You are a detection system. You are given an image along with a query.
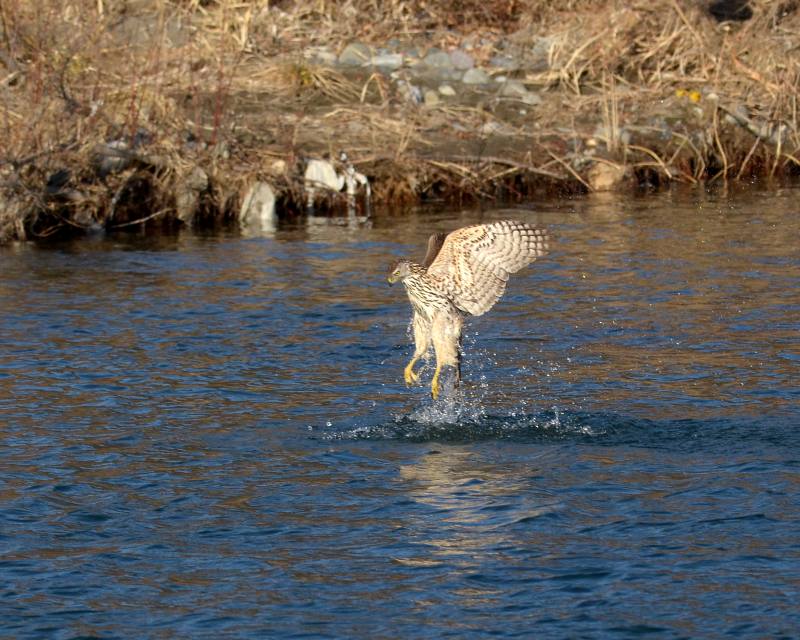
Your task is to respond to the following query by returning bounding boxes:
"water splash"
[321,338,592,442]
[322,401,606,443]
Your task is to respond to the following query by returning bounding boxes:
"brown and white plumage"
[426,220,549,316]
[388,220,549,399]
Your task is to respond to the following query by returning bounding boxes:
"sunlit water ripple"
[1,187,799,639]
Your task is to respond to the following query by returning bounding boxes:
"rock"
[498,80,542,106]
[462,68,490,85]
[239,181,276,235]
[587,162,627,191]
[489,54,520,71]
[423,90,440,106]
[529,36,557,72]
[305,158,343,192]
[305,157,344,210]
[449,49,474,70]
[175,166,208,225]
[423,48,453,70]
[403,46,422,60]
[268,159,287,175]
[74,208,103,234]
[45,169,72,195]
[522,92,542,106]
[338,42,372,66]
[305,46,337,65]
[397,80,423,104]
[481,121,507,136]
[371,52,404,71]
[499,79,529,98]
[417,67,462,83]
[438,84,456,97]
[94,140,133,176]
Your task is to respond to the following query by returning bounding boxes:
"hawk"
[388,220,549,399]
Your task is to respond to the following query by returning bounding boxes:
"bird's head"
[387,259,413,285]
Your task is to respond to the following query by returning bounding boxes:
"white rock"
[305,158,344,195]
[240,181,276,234]
[438,84,456,96]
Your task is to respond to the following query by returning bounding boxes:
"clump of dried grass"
[3,0,800,243]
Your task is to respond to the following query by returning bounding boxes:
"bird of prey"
[388,220,549,399]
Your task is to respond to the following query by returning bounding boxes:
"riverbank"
[2,0,798,243]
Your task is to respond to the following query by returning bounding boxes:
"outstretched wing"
[426,220,549,316]
[422,232,447,268]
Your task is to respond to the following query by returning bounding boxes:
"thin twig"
[546,150,592,190]
[109,208,169,228]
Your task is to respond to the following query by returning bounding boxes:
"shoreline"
[2,0,799,243]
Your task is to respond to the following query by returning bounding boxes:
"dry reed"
[2,0,800,242]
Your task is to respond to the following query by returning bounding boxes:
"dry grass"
[2,0,800,242]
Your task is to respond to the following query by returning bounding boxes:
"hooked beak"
[387,275,396,286]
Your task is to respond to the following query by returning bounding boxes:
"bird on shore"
[387,220,549,400]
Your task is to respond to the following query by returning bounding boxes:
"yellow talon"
[431,365,441,400]
[404,360,419,385]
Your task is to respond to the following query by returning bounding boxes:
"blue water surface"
[1,187,799,639]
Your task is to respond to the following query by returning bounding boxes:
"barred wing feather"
[426,220,549,316]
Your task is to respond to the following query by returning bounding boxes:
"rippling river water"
[1,187,799,639]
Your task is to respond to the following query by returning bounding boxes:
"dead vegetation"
[1,0,800,242]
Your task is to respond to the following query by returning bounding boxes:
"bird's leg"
[405,312,431,387]
[430,313,463,400]
[404,356,421,385]
[431,363,442,400]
